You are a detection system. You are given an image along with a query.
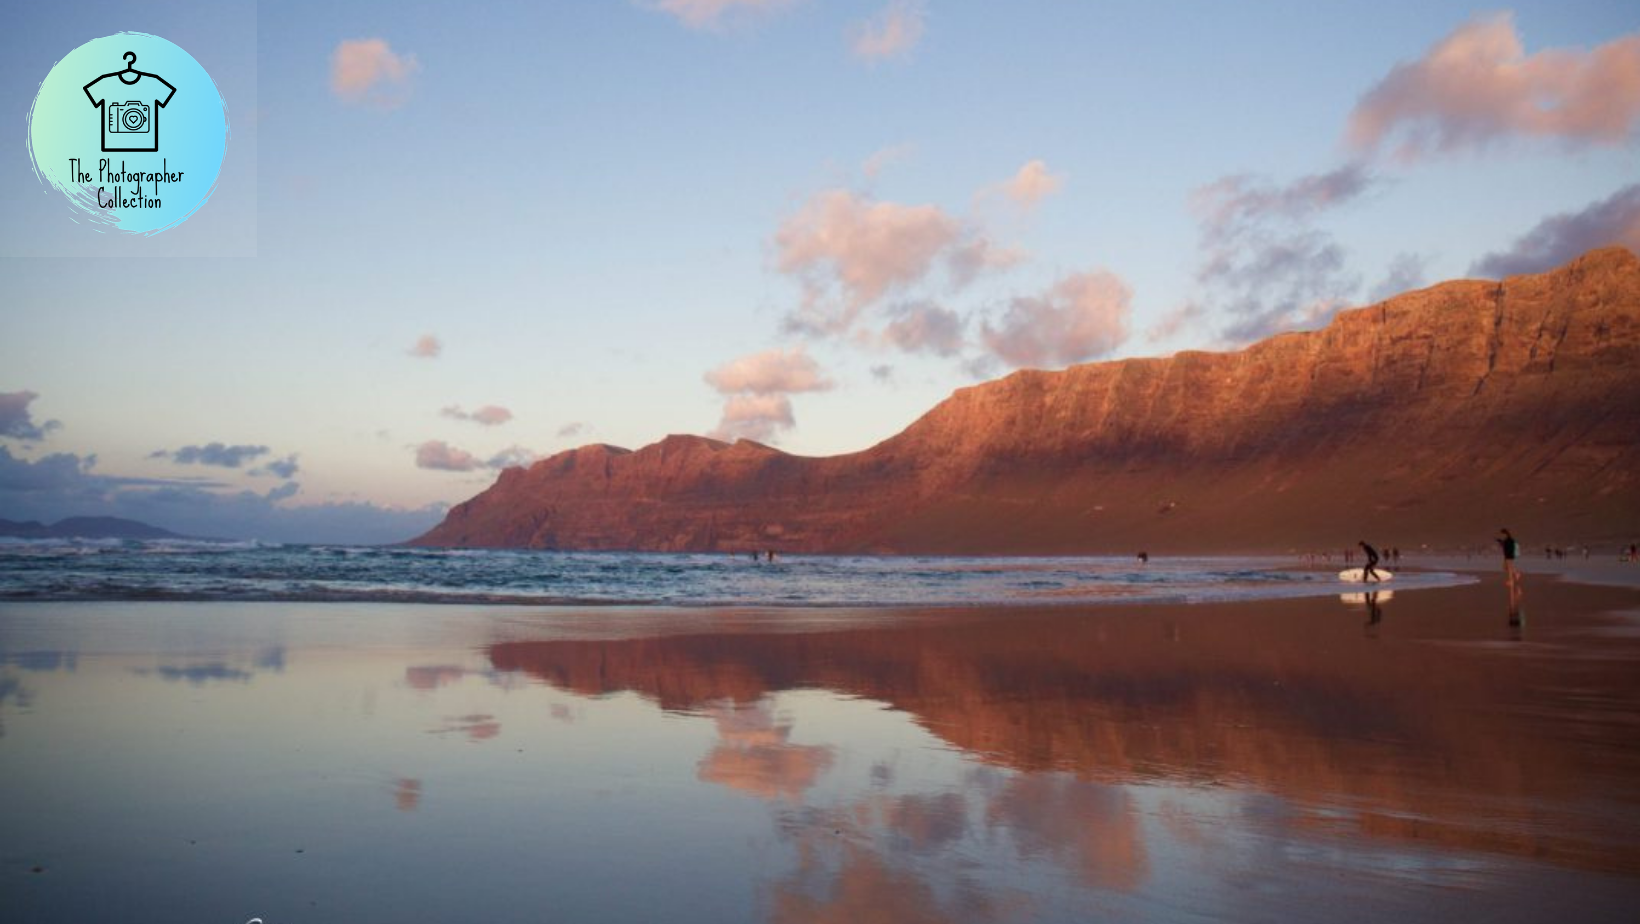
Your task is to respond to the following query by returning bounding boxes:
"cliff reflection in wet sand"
[5,578,1640,923]
[488,578,1640,889]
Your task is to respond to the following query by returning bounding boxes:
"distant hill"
[0,516,193,541]
[413,247,1640,553]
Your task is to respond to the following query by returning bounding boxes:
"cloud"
[1368,252,1431,301]
[1469,184,1640,277]
[0,445,99,493]
[869,364,894,383]
[414,440,535,472]
[776,189,1017,336]
[0,446,444,544]
[704,348,833,444]
[440,404,514,426]
[850,0,926,61]
[331,39,419,108]
[777,189,963,331]
[408,334,442,359]
[946,236,1026,289]
[414,440,481,472]
[253,454,301,480]
[981,272,1132,369]
[1347,13,1640,160]
[153,443,270,469]
[1190,165,1375,343]
[1145,302,1207,344]
[485,445,538,470]
[705,347,833,395]
[997,159,1065,209]
[882,301,965,357]
[709,394,794,444]
[862,143,914,179]
[265,481,301,502]
[651,0,796,30]
[556,422,588,439]
[0,391,60,442]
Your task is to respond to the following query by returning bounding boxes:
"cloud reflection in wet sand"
[697,700,835,801]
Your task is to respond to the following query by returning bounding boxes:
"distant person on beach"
[1358,541,1382,582]
[1498,529,1522,597]
[1137,551,1149,564]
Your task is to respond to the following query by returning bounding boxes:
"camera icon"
[109,100,148,133]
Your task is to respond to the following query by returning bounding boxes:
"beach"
[3,564,1639,923]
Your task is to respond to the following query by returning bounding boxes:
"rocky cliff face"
[413,247,1640,552]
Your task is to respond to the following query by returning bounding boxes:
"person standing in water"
[1498,528,1522,598]
[1358,541,1382,582]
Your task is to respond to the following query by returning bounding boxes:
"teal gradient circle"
[28,32,228,235]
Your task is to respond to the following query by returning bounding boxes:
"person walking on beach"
[1358,541,1382,583]
[1498,528,1523,597]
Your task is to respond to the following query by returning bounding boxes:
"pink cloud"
[709,394,795,444]
[331,39,419,108]
[652,0,796,30]
[415,440,479,472]
[1348,14,1640,160]
[998,159,1065,209]
[778,189,962,322]
[696,702,834,800]
[981,272,1132,369]
[704,348,832,444]
[408,334,441,359]
[882,301,965,357]
[440,404,513,426]
[850,0,926,61]
[704,347,833,396]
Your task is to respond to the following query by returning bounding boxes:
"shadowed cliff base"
[415,247,1640,553]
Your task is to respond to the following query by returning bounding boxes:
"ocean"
[0,538,1466,606]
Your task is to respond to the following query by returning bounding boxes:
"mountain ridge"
[412,247,1640,552]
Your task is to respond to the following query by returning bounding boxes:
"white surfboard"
[1338,568,1393,583]
[1340,590,1395,604]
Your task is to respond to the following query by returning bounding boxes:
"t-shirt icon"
[84,52,176,153]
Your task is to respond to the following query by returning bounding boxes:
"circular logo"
[27,32,228,236]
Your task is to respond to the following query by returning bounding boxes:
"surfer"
[1498,528,1522,597]
[1358,541,1382,583]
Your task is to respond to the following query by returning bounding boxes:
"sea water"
[0,539,1467,606]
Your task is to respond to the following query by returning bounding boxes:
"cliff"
[412,247,1640,552]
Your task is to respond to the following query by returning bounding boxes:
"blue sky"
[3,0,1637,542]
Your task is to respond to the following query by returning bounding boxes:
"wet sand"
[2,570,1639,922]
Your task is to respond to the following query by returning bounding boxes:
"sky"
[2,0,1638,543]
